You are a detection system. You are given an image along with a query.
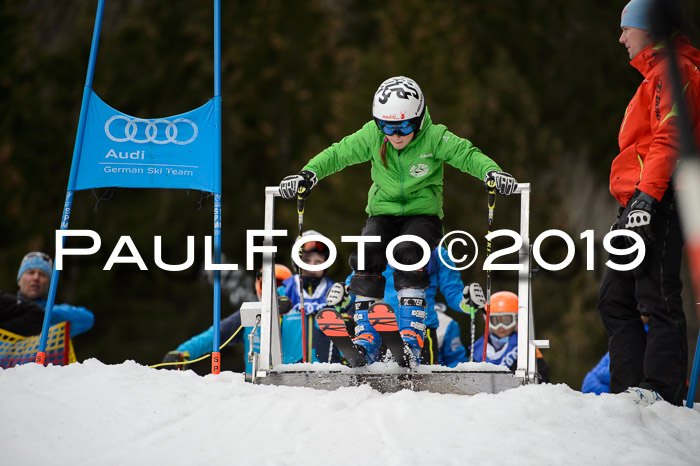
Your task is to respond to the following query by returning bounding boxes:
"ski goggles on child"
[486,313,517,331]
[301,240,326,255]
[378,120,415,136]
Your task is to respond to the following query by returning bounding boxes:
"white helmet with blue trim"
[372,76,426,132]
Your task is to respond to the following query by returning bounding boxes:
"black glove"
[618,189,656,245]
[162,350,190,370]
[459,282,486,314]
[325,282,350,307]
[279,170,318,200]
[278,295,292,315]
[484,170,517,196]
[608,217,627,249]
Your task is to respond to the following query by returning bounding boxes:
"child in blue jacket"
[471,291,550,383]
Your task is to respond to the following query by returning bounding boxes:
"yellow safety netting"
[0,322,76,368]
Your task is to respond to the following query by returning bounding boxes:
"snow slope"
[1,359,699,465]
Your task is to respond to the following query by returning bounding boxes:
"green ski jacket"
[302,109,501,218]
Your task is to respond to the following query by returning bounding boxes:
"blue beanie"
[17,252,53,282]
[621,0,653,31]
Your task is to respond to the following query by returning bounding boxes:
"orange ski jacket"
[610,35,700,207]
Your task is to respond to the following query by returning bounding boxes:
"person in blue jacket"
[336,247,475,365]
[471,290,550,383]
[582,353,611,395]
[278,232,344,364]
[164,231,344,369]
[582,313,649,394]
[13,251,94,337]
[434,302,468,368]
[162,264,294,371]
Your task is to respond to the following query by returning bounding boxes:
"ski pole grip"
[487,180,497,207]
[297,194,304,215]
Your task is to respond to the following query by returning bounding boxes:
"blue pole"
[211,0,223,374]
[686,332,700,408]
[214,0,221,98]
[37,0,106,364]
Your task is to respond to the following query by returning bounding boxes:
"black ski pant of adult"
[597,194,687,406]
[348,215,443,298]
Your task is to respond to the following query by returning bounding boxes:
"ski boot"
[351,298,381,363]
[368,301,411,367]
[397,288,428,363]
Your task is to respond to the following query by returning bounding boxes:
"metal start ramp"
[245,184,547,393]
[252,362,522,395]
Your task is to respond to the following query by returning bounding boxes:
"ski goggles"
[22,251,52,263]
[378,120,415,136]
[486,313,517,331]
[301,240,326,255]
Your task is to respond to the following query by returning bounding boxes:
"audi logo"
[104,115,198,145]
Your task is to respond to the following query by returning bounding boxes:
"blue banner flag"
[74,92,216,192]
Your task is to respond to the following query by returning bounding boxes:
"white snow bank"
[1,359,699,465]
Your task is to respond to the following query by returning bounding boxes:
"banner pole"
[37,0,107,364]
[211,0,223,374]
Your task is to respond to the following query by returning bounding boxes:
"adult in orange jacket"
[597,0,700,407]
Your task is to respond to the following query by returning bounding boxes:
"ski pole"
[687,330,700,408]
[483,180,497,362]
[296,189,308,363]
[469,305,476,362]
[648,1,700,409]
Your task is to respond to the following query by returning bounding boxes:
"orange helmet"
[255,264,293,298]
[486,291,518,332]
[490,291,518,314]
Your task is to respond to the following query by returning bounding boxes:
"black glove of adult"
[162,350,190,370]
[484,170,517,196]
[278,295,293,315]
[459,282,486,314]
[618,188,656,245]
[279,170,318,200]
[325,283,350,307]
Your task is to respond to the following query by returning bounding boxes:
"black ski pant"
[597,193,688,405]
[348,215,443,298]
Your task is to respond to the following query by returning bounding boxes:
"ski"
[316,308,367,368]
[368,302,412,368]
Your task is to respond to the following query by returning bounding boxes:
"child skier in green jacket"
[279,76,517,364]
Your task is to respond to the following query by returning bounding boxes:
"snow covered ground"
[2,359,699,465]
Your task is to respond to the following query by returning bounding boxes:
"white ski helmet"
[294,230,330,261]
[291,230,331,276]
[372,76,426,132]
